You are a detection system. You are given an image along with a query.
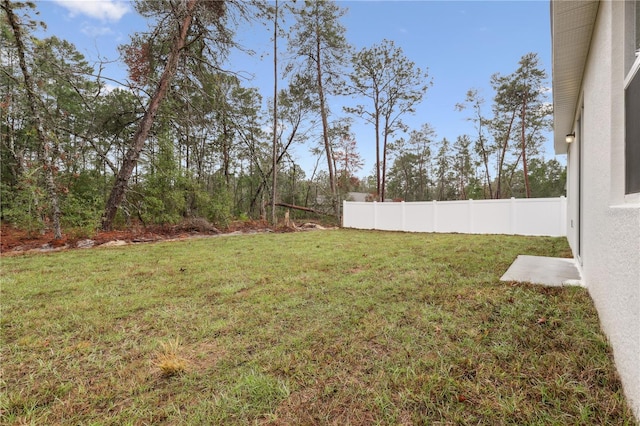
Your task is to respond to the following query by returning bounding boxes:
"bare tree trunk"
[271,0,278,226]
[101,0,198,230]
[249,127,298,215]
[381,114,391,201]
[495,110,517,199]
[316,30,337,214]
[3,0,63,239]
[4,106,25,184]
[373,102,382,201]
[476,133,493,199]
[521,100,531,198]
[381,135,388,201]
[459,167,467,200]
[222,120,231,188]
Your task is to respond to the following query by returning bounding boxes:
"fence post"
[560,196,567,236]
[401,201,406,231]
[342,200,346,227]
[373,201,378,230]
[509,197,517,234]
[468,199,474,233]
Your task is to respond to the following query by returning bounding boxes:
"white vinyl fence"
[343,197,567,237]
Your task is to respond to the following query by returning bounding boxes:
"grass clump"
[154,338,188,377]
[0,230,636,425]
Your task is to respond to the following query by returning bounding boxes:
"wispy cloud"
[53,0,129,22]
[81,23,113,37]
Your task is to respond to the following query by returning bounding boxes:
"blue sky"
[34,0,555,178]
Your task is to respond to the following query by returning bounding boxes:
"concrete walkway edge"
[500,255,583,287]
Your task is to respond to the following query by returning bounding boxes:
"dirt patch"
[1,219,333,256]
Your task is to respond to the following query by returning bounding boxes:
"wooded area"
[0,0,565,239]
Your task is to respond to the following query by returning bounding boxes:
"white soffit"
[551,0,599,154]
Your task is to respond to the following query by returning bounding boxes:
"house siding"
[564,1,640,418]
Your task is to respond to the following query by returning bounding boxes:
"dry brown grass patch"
[153,338,189,377]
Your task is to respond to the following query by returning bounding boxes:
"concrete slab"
[500,255,583,287]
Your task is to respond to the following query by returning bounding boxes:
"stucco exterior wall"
[565,1,640,417]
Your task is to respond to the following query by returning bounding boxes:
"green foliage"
[1,0,566,232]
[138,185,184,226]
[202,185,232,228]
[60,171,105,230]
[59,192,101,235]
[386,152,427,201]
[465,178,486,200]
[1,167,106,235]
[136,172,232,228]
[2,169,105,236]
[133,131,233,227]
[528,158,567,197]
[1,173,46,235]
[138,132,186,225]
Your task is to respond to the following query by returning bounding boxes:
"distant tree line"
[0,0,564,238]
[383,53,564,202]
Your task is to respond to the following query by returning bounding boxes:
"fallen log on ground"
[275,202,334,216]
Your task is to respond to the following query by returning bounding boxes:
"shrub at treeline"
[0,1,564,236]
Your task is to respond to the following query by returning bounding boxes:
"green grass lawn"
[1,230,635,425]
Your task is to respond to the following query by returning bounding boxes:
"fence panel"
[436,201,470,233]
[512,198,566,236]
[342,197,567,237]
[472,200,512,234]
[376,203,404,231]
[405,202,434,232]
[342,201,375,229]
